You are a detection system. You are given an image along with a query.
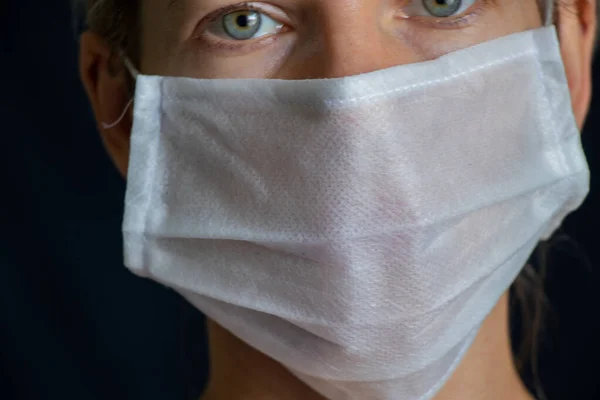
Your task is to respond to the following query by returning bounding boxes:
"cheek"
[176,35,298,79]
[558,36,586,127]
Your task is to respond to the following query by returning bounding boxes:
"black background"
[2,1,599,399]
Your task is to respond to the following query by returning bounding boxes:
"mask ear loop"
[123,56,140,79]
[101,54,140,130]
[544,0,554,26]
[101,98,134,129]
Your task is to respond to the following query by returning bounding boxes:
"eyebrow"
[168,0,180,9]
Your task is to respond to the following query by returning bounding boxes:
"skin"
[79,0,597,399]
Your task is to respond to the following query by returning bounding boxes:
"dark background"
[1,1,599,399]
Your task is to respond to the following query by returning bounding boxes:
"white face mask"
[121,24,589,400]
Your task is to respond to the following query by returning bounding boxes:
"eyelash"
[203,2,264,27]
[194,0,492,50]
[403,0,492,28]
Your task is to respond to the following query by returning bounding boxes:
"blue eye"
[220,10,283,40]
[404,0,477,18]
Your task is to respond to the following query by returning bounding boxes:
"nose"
[277,3,419,79]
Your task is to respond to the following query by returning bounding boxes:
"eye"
[208,9,284,41]
[404,0,478,18]
[424,0,463,17]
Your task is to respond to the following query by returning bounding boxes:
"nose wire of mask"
[121,22,589,400]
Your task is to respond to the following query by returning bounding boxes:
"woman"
[77,0,597,399]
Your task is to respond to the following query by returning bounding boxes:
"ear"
[79,31,132,177]
[556,0,597,129]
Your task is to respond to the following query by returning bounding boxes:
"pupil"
[236,15,249,27]
[435,0,448,5]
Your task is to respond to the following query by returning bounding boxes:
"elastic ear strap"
[101,98,134,130]
[117,47,140,78]
[124,57,140,79]
[100,50,138,130]
[544,0,554,26]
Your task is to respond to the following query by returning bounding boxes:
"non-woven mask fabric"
[122,26,589,400]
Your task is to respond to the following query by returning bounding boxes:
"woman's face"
[139,0,543,79]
